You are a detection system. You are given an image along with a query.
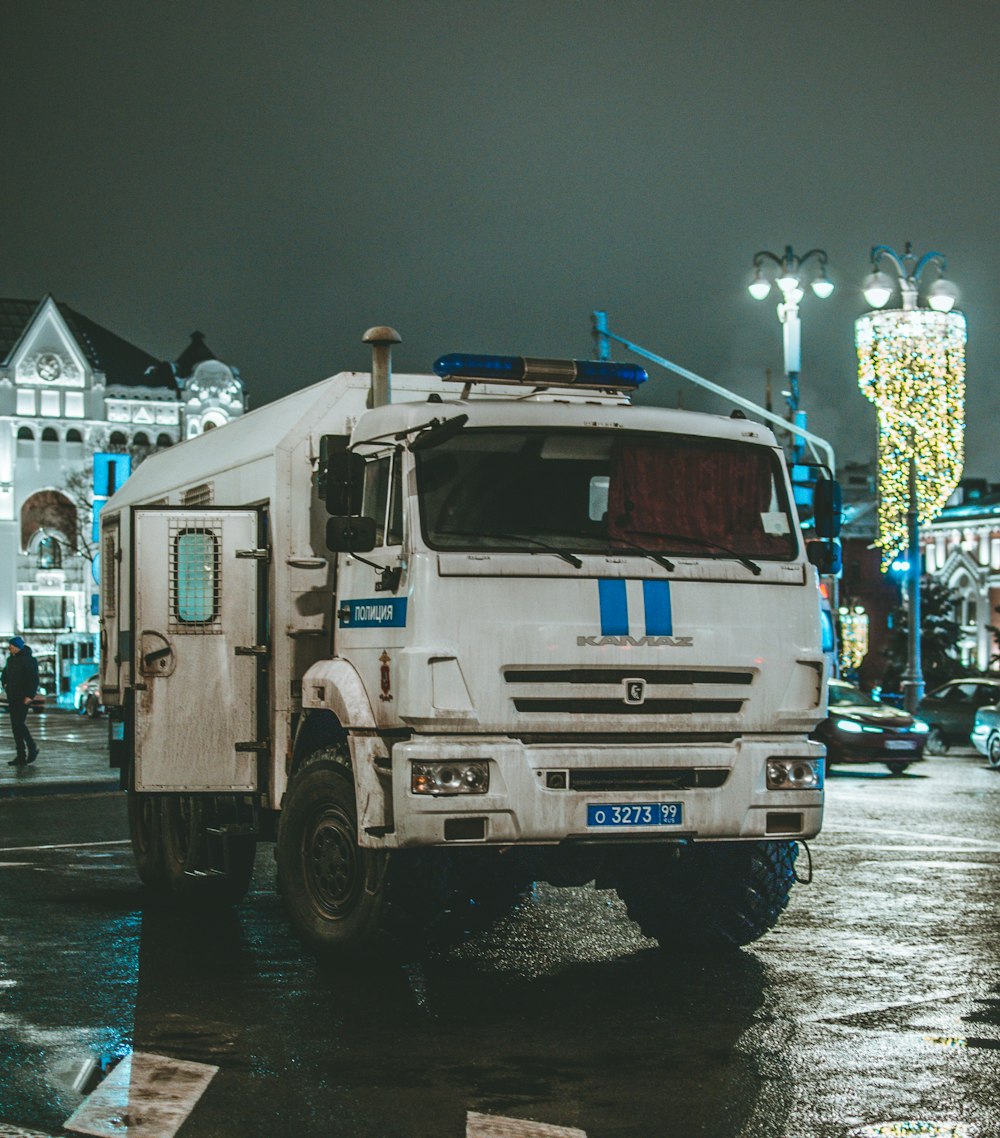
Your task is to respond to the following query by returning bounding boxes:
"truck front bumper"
[378,735,824,849]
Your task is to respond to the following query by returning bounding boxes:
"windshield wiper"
[621,528,761,576]
[436,529,583,568]
[577,533,675,571]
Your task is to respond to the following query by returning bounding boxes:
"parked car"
[73,673,103,716]
[914,677,1000,754]
[812,679,929,774]
[970,702,1000,768]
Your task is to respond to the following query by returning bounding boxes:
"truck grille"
[512,697,743,715]
[568,767,729,791]
[504,666,753,717]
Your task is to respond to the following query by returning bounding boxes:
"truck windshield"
[415,428,797,561]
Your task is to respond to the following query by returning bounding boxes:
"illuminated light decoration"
[837,606,869,671]
[433,354,648,390]
[855,308,967,569]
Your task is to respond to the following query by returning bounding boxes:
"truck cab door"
[334,450,408,717]
[132,507,265,792]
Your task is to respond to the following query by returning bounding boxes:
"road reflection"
[128,884,788,1137]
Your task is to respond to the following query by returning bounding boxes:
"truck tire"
[276,758,390,958]
[159,794,257,906]
[988,733,1000,769]
[886,761,911,775]
[277,754,456,959]
[127,791,169,893]
[614,840,798,951]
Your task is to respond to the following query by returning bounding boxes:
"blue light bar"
[433,353,647,390]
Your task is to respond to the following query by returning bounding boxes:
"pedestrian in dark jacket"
[2,636,40,766]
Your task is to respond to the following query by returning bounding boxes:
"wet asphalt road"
[1,719,999,1138]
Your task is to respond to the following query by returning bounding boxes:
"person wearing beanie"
[2,636,40,766]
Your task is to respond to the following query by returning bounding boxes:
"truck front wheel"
[276,759,389,959]
[614,840,798,951]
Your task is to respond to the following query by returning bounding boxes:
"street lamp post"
[855,243,967,713]
[749,245,834,456]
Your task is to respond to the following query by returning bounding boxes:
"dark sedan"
[813,679,928,774]
[914,677,1000,754]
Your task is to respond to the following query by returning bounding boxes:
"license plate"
[586,803,683,827]
[885,739,916,751]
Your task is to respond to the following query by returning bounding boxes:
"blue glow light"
[433,353,648,389]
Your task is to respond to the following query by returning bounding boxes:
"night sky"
[7,2,998,475]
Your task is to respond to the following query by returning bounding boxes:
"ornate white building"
[922,481,1000,672]
[0,295,246,701]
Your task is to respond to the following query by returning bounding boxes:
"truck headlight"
[411,761,490,796]
[767,757,823,790]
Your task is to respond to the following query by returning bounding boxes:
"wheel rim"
[926,728,946,755]
[305,806,360,918]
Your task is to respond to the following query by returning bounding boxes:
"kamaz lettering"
[577,635,694,648]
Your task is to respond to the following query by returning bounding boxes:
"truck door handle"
[143,646,172,666]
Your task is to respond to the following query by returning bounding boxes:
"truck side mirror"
[326,515,377,553]
[813,477,842,539]
[807,540,842,576]
[323,450,366,516]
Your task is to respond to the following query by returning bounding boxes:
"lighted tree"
[856,308,967,569]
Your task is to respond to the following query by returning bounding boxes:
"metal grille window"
[182,483,214,507]
[102,531,117,617]
[170,525,222,631]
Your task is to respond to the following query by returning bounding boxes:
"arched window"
[133,432,150,446]
[109,431,128,446]
[35,532,62,569]
[41,427,59,442]
[21,490,77,552]
[156,433,173,447]
[17,426,34,440]
[66,429,83,443]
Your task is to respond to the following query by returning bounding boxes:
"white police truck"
[99,328,837,958]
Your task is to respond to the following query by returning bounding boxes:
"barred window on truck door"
[170,526,221,630]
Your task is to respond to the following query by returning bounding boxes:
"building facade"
[0,296,246,702]
[921,480,1000,673]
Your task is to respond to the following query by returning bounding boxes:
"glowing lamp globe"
[863,271,894,308]
[748,276,771,301]
[927,277,959,313]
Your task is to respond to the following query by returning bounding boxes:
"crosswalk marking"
[0,840,130,854]
[63,1052,217,1138]
[467,1111,587,1137]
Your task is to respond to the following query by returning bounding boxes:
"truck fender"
[301,658,377,729]
[294,660,392,841]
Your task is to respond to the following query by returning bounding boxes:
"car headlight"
[835,718,864,734]
[767,757,823,790]
[911,718,929,734]
[411,760,490,796]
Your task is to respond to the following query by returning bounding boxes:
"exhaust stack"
[363,326,402,408]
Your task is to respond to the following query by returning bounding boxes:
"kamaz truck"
[99,328,837,958]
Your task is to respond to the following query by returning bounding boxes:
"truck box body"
[100,356,829,954]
